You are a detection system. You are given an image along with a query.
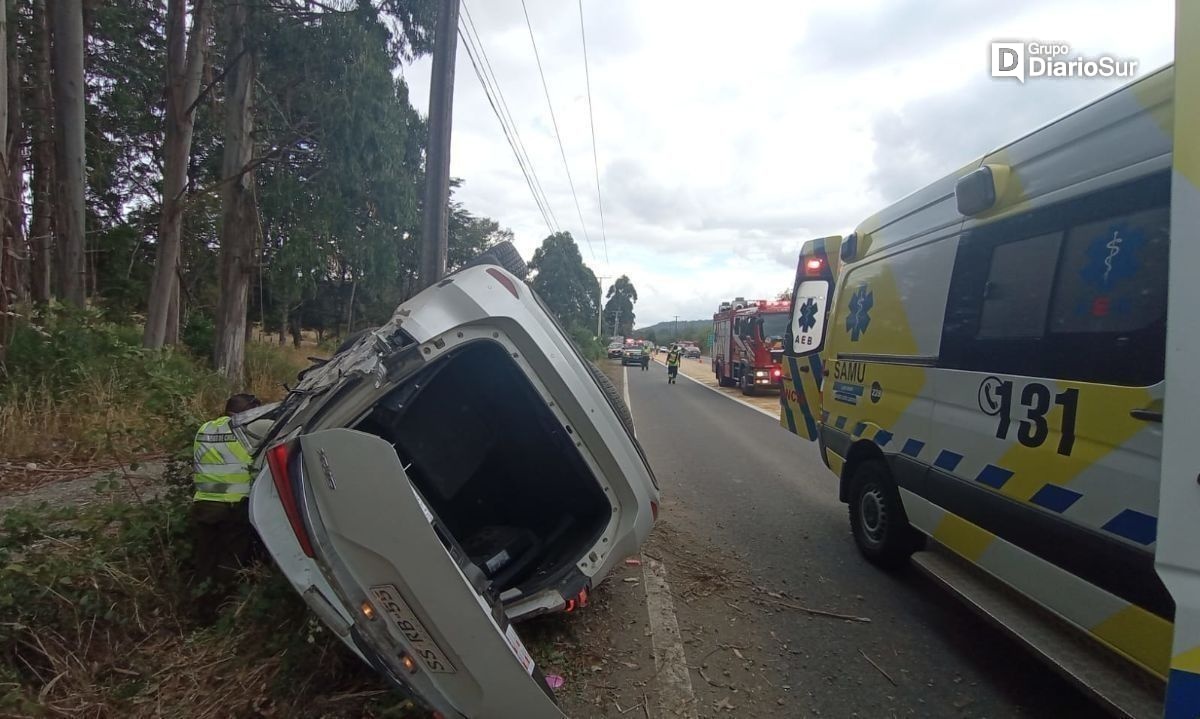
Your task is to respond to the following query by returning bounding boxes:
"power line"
[460,1,560,233]
[577,0,609,265]
[457,6,556,234]
[519,0,595,260]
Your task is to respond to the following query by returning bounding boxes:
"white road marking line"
[622,363,698,717]
[643,555,699,719]
[653,358,778,420]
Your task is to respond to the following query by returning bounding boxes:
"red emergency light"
[805,257,824,276]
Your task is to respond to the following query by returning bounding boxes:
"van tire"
[848,460,923,569]
[463,241,528,279]
[586,361,635,437]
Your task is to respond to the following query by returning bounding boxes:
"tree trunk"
[144,0,212,348]
[0,0,11,321]
[50,0,86,307]
[165,276,180,344]
[6,6,26,305]
[289,310,301,348]
[278,302,286,345]
[29,0,53,304]
[213,0,257,382]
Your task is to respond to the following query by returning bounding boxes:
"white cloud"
[404,0,1174,325]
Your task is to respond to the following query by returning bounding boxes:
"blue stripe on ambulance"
[822,416,1159,546]
[785,356,818,439]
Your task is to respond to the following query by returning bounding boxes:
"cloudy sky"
[404,0,1175,327]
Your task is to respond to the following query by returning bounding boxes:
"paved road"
[624,364,1097,718]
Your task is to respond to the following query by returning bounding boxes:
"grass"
[0,469,423,718]
[0,312,422,717]
[0,308,312,464]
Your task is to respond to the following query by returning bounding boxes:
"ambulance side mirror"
[790,279,830,357]
[956,163,1012,216]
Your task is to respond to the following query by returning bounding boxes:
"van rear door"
[294,428,565,718]
[781,236,842,440]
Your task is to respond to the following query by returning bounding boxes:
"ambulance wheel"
[848,460,923,569]
[739,372,756,396]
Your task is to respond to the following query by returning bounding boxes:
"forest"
[0,0,515,382]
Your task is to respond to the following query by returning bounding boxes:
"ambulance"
[779,64,1194,717]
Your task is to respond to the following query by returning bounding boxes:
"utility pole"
[596,275,611,337]
[674,315,679,341]
[419,0,461,289]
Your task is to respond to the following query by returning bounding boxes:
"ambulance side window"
[977,232,1062,340]
[941,171,1169,387]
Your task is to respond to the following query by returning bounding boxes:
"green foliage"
[0,477,412,716]
[181,312,216,359]
[529,232,600,334]
[0,481,193,714]
[569,326,605,361]
[603,275,638,336]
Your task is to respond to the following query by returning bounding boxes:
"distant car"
[684,346,701,359]
[620,347,644,366]
[607,344,624,359]
[240,246,659,716]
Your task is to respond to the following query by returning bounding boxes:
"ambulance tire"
[586,361,635,438]
[848,460,923,570]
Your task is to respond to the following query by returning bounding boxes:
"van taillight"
[651,501,659,522]
[266,441,316,558]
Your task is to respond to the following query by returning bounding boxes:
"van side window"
[941,171,1169,387]
[977,232,1062,340]
[1048,207,1170,336]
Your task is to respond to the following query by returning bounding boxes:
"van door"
[932,175,1173,677]
[781,236,841,440]
[295,428,565,718]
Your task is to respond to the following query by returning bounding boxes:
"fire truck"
[712,297,791,395]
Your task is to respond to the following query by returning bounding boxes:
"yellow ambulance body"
[780,65,1178,709]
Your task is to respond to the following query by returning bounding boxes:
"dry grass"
[0,341,310,464]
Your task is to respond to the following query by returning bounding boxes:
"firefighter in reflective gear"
[666,346,682,384]
[192,393,261,622]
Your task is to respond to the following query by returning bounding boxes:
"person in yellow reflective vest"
[666,345,682,384]
[192,393,261,622]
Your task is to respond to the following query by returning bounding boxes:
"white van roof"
[853,65,1174,258]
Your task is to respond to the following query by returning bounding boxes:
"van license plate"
[370,584,457,674]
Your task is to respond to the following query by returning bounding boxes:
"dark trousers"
[641,356,650,370]
[192,499,253,622]
[668,365,678,382]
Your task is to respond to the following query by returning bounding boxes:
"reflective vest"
[667,351,681,366]
[193,416,253,502]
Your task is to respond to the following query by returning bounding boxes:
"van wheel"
[585,361,635,437]
[463,241,528,279]
[848,460,923,569]
[739,371,756,396]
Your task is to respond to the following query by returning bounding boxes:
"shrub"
[181,312,216,358]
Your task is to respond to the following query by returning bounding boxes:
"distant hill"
[632,318,711,345]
